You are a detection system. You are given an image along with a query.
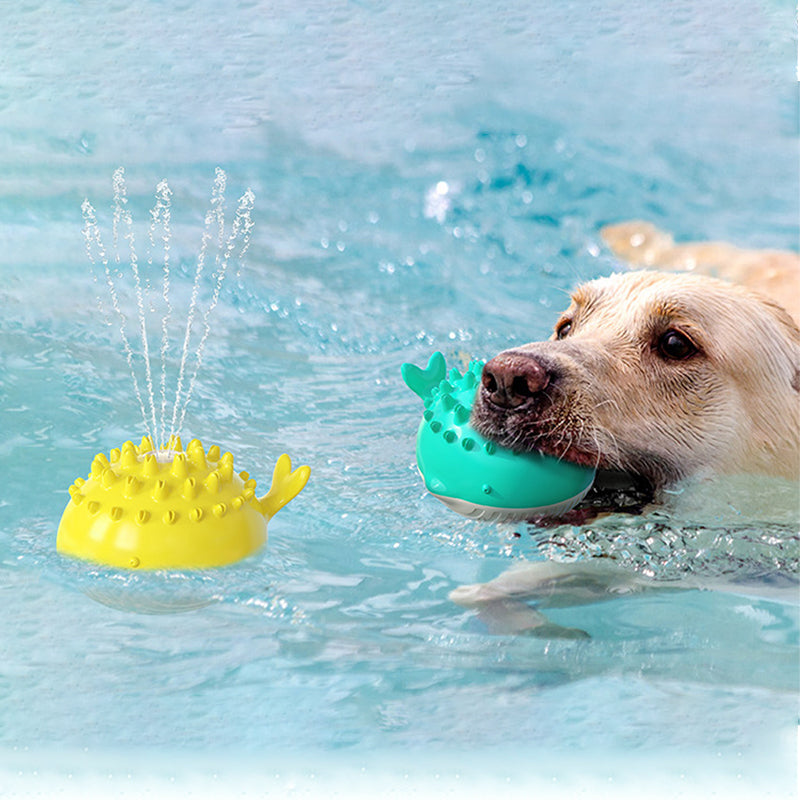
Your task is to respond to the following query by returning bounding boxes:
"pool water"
[0,1,797,797]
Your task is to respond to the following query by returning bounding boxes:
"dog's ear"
[751,292,800,341]
[764,298,800,394]
[758,297,800,393]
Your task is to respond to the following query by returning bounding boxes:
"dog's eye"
[657,329,697,360]
[555,319,572,339]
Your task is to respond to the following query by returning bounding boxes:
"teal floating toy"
[401,352,596,522]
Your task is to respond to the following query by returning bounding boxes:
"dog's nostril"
[511,375,536,398]
[482,353,550,409]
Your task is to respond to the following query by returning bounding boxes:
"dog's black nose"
[481,353,550,409]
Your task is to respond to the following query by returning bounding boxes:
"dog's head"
[472,270,800,490]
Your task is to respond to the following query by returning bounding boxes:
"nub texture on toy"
[402,352,595,521]
[57,435,309,570]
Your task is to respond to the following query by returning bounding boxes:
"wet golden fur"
[472,267,800,489]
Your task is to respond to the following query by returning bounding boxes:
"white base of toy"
[430,485,592,523]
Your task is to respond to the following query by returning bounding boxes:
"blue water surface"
[0,1,797,797]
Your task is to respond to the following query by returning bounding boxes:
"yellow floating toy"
[57,436,310,570]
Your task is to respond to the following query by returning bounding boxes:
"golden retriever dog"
[471,269,799,490]
[450,223,800,636]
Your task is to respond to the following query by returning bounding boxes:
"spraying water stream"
[80,168,255,450]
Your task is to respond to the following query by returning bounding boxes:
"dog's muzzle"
[481,352,551,409]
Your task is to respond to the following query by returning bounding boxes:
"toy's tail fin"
[401,351,447,400]
[258,454,310,519]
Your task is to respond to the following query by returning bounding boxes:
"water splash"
[148,178,173,449]
[82,168,255,445]
[172,180,255,439]
[81,196,152,439]
[111,167,159,442]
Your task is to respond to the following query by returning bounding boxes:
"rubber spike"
[170,453,188,480]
